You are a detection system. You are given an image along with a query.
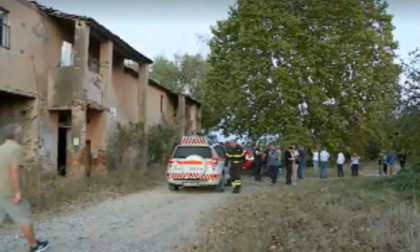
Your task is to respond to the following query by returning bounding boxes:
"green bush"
[147,122,178,164]
[106,122,177,170]
[377,158,420,199]
[106,122,145,170]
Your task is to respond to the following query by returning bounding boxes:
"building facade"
[0,0,202,177]
[0,0,152,176]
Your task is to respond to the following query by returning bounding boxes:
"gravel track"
[0,177,266,252]
[0,171,380,252]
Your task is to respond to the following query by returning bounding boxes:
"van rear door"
[171,146,213,179]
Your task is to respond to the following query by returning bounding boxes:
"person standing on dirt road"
[267,145,281,185]
[225,141,246,193]
[253,146,263,181]
[297,146,306,180]
[262,147,270,177]
[382,153,388,175]
[284,146,294,185]
[0,124,50,252]
[337,151,345,177]
[312,149,319,170]
[350,153,361,177]
[319,148,330,179]
[386,152,396,176]
[291,146,299,185]
[398,152,407,171]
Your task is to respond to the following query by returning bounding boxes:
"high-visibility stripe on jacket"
[225,146,246,166]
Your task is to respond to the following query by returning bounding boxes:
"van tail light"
[167,160,174,170]
[212,158,218,170]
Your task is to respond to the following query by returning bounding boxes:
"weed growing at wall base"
[20,122,177,214]
[107,122,145,170]
[107,121,177,170]
[147,122,178,164]
[22,164,166,214]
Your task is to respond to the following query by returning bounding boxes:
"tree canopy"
[203,0,401,151]
[149,54,208,100]
[391,48,420,156]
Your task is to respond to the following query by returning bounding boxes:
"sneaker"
[29,240,50,252]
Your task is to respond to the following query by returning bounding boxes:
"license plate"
[188,167,203,171]
[183,181,199,186]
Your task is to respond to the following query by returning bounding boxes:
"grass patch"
[22,165,165,214]
[184,177,420,252]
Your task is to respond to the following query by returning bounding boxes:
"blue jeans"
[269,166,280,184]
[320,161,328,179]
[297,162,305,179]
[313,161,319,170]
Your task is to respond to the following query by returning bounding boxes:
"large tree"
[149,54,208,100]
[391,48,420,156]
[203,0,401,151]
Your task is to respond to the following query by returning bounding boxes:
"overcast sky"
[35,0,419,60]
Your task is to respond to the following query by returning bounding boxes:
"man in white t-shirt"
[319,148,330,179]
[312,150,319,170]
[336,152,345,178]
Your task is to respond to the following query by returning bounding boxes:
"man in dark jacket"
[284,146,294,185]
[262,147,269,177]
[253,146,263,181]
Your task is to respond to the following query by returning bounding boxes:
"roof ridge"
[28,0,152,64]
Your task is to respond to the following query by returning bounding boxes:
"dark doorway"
[57,127,67,176]
[57,110,71,176]
[84,140,92,177]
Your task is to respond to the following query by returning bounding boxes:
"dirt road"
[0,177,265,252]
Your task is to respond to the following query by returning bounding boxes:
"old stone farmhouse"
[147,79,201,136]
[0,0,201,176]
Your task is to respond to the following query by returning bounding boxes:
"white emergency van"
[166,136,230,192]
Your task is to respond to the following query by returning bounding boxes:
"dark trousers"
[254,162,262,181]
[351,164,359,176]
[269,166,280,184]
[337,164,344,177]
[285,164,292,185]
[383,164,387,174]
[297,162,305,179]
[230,164,242,193]
[400,161,406,170]
[262,163,268,176]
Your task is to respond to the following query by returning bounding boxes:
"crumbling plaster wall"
[186,103,199,134]
[111,56,139,125]
[0,0,69,172]
[146,85,177,128]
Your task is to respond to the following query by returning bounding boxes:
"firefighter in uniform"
[225,141,246,193]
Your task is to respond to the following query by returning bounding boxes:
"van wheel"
[168,184,179,191]
[215,175,225,193]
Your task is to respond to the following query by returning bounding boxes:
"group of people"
[377,152,406,176]
[251,144,372,186]
[252,145,307,186]
[312,149,362,178]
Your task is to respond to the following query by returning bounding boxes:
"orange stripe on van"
[182,161,204,165]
